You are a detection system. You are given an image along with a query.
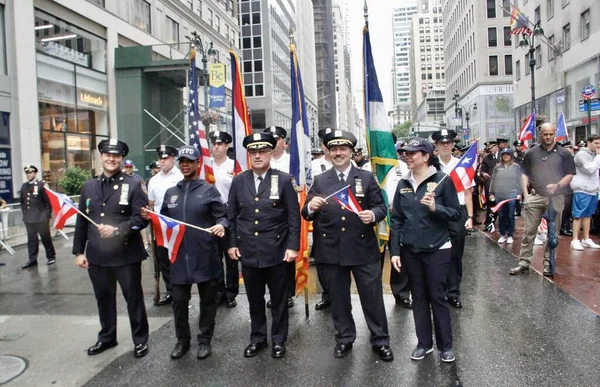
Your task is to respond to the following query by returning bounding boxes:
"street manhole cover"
[0,355,27,384]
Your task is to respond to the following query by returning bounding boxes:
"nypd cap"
[263,126,287,139]
[323,130,357,149]
[209,130,233,144]
[98,138,129,156]
[431,129,457,143]
[177,145,200,161]
[243,132,277,150]
[149,161,159,169]
[24,165,38,173]
[401,137,435,155]
[156,145,178,159]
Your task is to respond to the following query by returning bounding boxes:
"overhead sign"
[582,85,596,100]
[209,63,226,108]
[578,98,600,112]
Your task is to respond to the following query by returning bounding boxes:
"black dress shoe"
[47,258,56,265]
[560,229,573,236]
[333,343,353,358]
[170,341,190,359]
[197,343,211,359]
[266,299,272,308]
[447,297,463,309]
[226,299,237,308]
[372,345,394,361]
[155,294,172,306]
[287,297,294,308]
[395,297,412,309]
[509,265,530,275]
[134,343,149,358]
[87,341,118,356]
[315,300,331,310]
[244,341,268,358]
[21,260,38,269]
[271,342,286,358]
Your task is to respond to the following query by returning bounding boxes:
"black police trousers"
[25,221,55,262]
[88,262,149,346]
[155,245,172,295]
[215,237,239,303]
[172,279,218,344]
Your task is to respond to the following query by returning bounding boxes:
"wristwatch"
[112,227,120,237]
[467,216,473,219]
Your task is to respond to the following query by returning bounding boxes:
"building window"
[209,9,213,27]
[216,15,221,32]
[489,55,498,76]
[503,26,512,46]
[547,0,554,19]
[487,0,496,18]
[562,23,570,50]
[488,27,497,47]
[516,59,521,80]
[535,45,542,68]
[133,0,151,33]
[534,6,540,23]
[165,17,179,47]
[87,0,105,6]
[581,9,590,40]
[525,54,530,75]
[505,55,513,75]
[0,5,6,75]
[548,35,555,60]
[502,0,510,17]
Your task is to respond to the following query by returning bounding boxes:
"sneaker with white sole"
[581,239,600,249]
[534,236,545,245]
[570,240,584,251]
[498,236,507,244]
[506,236,513,244]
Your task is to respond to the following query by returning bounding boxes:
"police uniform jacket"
[20,180,52,224]
[227,168,300,268]
[301,166,386,266]
[161,179,228,285]
[72,171,149,266]
[480,153,500,189]
[389,170,461,255]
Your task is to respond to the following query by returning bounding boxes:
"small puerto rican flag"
[332,186,363,214]
[148,212,185,263]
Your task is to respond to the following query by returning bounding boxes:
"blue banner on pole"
[209,63,226,108]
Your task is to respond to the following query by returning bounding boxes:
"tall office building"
[512,0,600,141]
[409,0,445,132]
[313,0,337,132]
[332,2,352,134]
[443,0,514,142]
[392,2,417,126]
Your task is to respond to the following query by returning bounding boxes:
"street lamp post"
[186,32,217,112]
[518,21,544,114]
[452,91,477,143]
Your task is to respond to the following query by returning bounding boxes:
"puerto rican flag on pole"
[229,50,252,174]
[518,112,536,148]
[148,212,185,264]
[556,111,568,142]
[491,198,519,213]
[449,141,479,193]
[333,186,363,215]
[45,188,77,230]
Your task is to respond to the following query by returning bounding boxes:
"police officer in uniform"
[20,165,56,269]
[209,130,239,308]
[73,139,150,358]
[302,130,394,361]
[227,132,300,359]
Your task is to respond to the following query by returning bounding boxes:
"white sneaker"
[507,237,513,244]
[570,240,584,251]
[534,236,545,245]
[498,236,507,244]
[581,239,600,249]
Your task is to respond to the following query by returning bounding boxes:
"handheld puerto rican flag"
[148,212,185,264]
[518,112,536,148]
[491,198,518,213]
[556,111,568,142]
[449,141,478,193]
[332,186,363,215]
[45,188,78,230]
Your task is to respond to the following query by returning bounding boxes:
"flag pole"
[46,188,99,227]
[323,184,351,201]
[147,209,212,233]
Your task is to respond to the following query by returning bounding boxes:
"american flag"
[188,50,215,183]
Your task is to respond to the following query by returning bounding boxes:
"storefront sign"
[481,85,514,95]
[209,63,226,108]
[79,91,106,108]
[43,42,89,67]
[0,148,13,202]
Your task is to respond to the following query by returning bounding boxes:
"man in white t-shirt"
[148,145,183,306]
[432,130,474,309]
[209,130,239,308]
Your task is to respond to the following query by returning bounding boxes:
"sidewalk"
[476,215,600,315]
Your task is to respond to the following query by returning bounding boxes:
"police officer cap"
[560,141,573,148]
[263,126,287,139]
[177,145,200,161]
[311,148,324,155]
[402,137,435,154]
[243,132,277,150]
[98,138,129,156]
[577,141,585,147]
[485,140,497,148]
[513,140,523,147]
[353,147,364,154]
[156,145,178,159]
[496,138,509,144]
[209,130,233,144]
[323,130,357,149]
[460,145,471,152]
[24,165,38,173]
[318,128,333,140]
[431,129,457,143]
[149,161,159,169]
[452,145,461,152]
[123,159,135,167]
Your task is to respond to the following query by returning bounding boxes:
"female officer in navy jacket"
[389,138,461,363]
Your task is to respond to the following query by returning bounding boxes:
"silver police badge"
[269,175,279,199]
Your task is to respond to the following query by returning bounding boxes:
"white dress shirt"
[148,167,183,211]
[270,152,290,173]
[212,157,235,204]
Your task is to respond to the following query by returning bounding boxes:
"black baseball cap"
[177,145,200,161]
[402,137,435,154]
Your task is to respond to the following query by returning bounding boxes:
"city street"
[1,230,599,386]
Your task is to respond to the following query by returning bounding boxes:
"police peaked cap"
[496,138,509,144]
[98,138,129,157]
[24,165,38,173]
[209,130,233,144]
[513,140,523,147]
[263,126,287,139]
[323,130,357,149]
[156,145,178,159]
[243,132,277,150]
[149,161,159,169]
[431,129,457,143]
[318,128,333,142]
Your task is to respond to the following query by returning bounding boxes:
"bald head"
[539,122,556,148]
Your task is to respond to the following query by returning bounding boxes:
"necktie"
[257,176,264,192]
[102,177,113,199]
[339,172,345,185]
